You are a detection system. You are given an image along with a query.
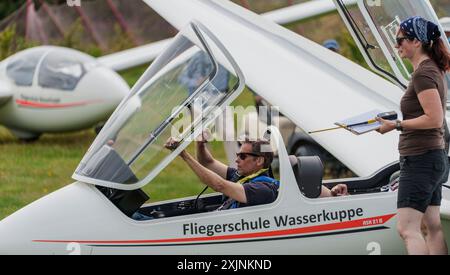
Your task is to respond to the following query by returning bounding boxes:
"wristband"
[395,120,403,131]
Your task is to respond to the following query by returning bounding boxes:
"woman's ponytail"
[422,35,450,72]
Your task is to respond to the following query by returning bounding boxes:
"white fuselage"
[0,129,407,255]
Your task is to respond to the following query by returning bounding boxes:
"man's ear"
[256,156,265,167]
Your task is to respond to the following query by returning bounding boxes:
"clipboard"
[335,109,382,135]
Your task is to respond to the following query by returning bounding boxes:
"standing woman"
[377,16,450,255]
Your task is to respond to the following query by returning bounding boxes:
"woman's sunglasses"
[236,152,261,160]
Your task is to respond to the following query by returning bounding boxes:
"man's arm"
[196,138,228,179]
[320,184,349,198]
[319,186,333,198]
[180,150,247,203]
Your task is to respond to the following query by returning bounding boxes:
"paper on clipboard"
[335,109,382,135]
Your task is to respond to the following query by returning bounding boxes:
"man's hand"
[165,137,189,159]
[196,129,211,144]
[331,184,349,197]
[165,137,181,151]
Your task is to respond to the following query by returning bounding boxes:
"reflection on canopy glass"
[74,23,242,190]
[38,50,90,91]
[361,0,450,102]
[361,0,444,82]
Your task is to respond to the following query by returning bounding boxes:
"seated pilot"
[132,133,349,221]
[166,132,349,211]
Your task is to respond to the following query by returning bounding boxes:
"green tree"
[57,18,103,57]
[0,0,26,20]
[0,1,78,21]
[0,24,37,59]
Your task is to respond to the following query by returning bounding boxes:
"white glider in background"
[96,38,172,71]
[0,46,130,140]
[263,0,356,25]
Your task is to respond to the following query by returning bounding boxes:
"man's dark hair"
[241,139,274,169]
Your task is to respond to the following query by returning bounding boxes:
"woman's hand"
[376,117,396,134]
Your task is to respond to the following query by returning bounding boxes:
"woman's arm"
[377,89,443,134]
[402,89,444,129]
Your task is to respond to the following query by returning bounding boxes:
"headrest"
[291,156,324,199]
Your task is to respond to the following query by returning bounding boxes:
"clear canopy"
[5,47,95,90]
[73,22,244,190]
[5,48,46,87]
[38,50,93,91]
[352,0,449,87]
[357,0,450,106]
[361,0,446,80]
[338,0,450,106]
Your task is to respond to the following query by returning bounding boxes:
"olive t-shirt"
[399,59,447,156]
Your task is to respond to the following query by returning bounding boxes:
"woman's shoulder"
[415,59,441,77]
[412,60,441,81]
[411,60,442,93]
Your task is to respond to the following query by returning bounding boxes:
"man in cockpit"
[165,133,349,211]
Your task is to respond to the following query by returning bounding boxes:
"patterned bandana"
[400,16,441,44]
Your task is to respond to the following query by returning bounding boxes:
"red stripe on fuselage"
[33,214,396,245]
[16,99,102,109]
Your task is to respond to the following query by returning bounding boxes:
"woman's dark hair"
[422,38,450,72]
[399,24,450,72]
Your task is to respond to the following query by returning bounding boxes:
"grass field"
[0,64,256,220]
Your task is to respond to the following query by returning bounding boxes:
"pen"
[344,118,377,128]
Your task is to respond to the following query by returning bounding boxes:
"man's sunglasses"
[236,152,262,160]
[396,36,410,46]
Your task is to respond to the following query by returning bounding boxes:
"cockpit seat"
[290,155,323,198]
